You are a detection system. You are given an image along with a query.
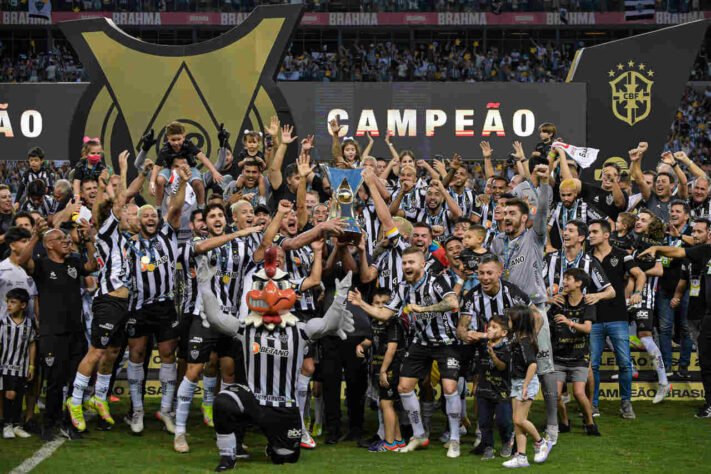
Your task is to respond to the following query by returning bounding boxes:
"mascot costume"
[197,246,354,471]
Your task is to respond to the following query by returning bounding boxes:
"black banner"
[569,19,709,179]
[279,82,587,163]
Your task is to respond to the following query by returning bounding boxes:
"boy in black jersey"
[549,268,600,436]
[474,314,513,460]
[533,122,556,158]
[356,288,407,452]
[460,225,491,291]
[610,213,636,253]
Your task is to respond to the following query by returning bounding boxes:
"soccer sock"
[377,406,385,440]
[127,361,145,411]
[640,336,668,385]
[83,384,94,403]
[71,373,90,406]
[95,373,112,401]
[313,395,324,425]
[444,393,461,442]
[175,377,197,436]
[216,432,237,458]
[400,391,425,439]
[295,373,310,430]
[202,376,217,407]
[159,363,178,413]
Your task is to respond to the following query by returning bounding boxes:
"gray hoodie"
[491,184,551,305]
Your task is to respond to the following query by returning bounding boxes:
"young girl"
[235,130,266,170]
[329,118,374,168]
[72,138,106,196]
[503,305,552,468]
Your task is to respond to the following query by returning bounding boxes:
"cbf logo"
[59,5,303,175]
[608,60,654,126]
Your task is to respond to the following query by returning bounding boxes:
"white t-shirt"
[0,258,38,319]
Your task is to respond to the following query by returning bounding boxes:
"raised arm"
[264,115,280,170]
[134,129,156,173]
[362,132,374,159]
[268,124,297,191]
[347,287,396,322]
[532,165,551,241]
[513,141,531,181]
[329,118,345,167]
[167,165,189,230]
[17,217,47,273]
[301,240,324,290]
[629,142,651,201]
[480,141,495,179]
[638,245,686,260]
[556,147,574,182]
[434,179,463,219]
[295,150,313,230]
[384,130,399,162]
[194,227,261,255]
[675,151,706,180]
[363,168,396,231]
[662,151,688,200]
[254,200,291,262]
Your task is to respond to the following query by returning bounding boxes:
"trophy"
[326,167,364,245]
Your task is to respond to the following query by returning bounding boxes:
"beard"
[140,223,158,237]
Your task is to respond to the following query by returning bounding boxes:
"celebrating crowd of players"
[1,116,711,470]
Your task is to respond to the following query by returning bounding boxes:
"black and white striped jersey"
[273,235,316,313]
[631,251,661,311]
[178,238,200,316]
[204,237,256,316]
[373,229,408,292]
[356,203,380,255]
[690,197,711,220]
[18,195,57,217]
[393,186,426,217]
[127,222,179,311]
[448,187,476,217]
[16,168,55,201]
[94,211,130,297]
[385,273,458,347]
[0,313,36,377]
[548,199,604,249]
[238,231,263,255]
[461,280,530,331]
[237,321,308,408]
[542,250,611,296]
[404,205,456,236]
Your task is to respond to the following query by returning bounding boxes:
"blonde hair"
[230,200,252,216]
[137,204,157,219]
[393,216,413,239]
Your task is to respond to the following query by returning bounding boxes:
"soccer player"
[0,288,36,439]
[349,247,461,458]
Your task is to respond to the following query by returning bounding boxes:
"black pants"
[40,332,86,428]
[698,317,711,404]
[320,335,368,437]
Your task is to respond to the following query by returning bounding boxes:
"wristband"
[388,143,395,148]
[29,365,35,369]
[633,290,642,295]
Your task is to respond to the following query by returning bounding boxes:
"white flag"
[28,0,52,21]
[551,141,600,169]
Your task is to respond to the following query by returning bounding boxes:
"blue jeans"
[656,291,693,370]
[590,321,633,405]
[477,397,513,448]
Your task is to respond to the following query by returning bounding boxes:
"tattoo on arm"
[421,294,458,313]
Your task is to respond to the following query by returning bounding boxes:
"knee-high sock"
[202,376,217,407]
[127,361,145,411]
[175,377,197,436]
[641,336,668,385]
[540,372,559,435]
[95,373,112,401]
[71,373,90,406]
[217,433,237,458]
[159,363,178,412]
[377,405,385,440]
[313,394,324,425]
[295,373,310,430]
[400,391,425,439]
[444,393,462,442]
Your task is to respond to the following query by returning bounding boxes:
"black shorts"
[459,344,478,380]
[126,300,180,343]
[186,316,238,364]
[400,343,461,381]
[177,311,196,360]
[91,294,129,349]
[632,307,654,332]
[220,384,302,456]
[378,361,401,401]
[1,374,28,393]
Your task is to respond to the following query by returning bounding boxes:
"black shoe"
[96,417,113,431]
[215,455,237,472]
[584,424,601,436]
[695,403,711,419]
[341,427,364,442]
[470,443,486,455]
[59,425,83,440]
[357,433,381,448]
[235,445,249,459]
[676,367,692,380]
[23,418,41,435]
[559,422,571,433]
[325,432,340,445]
[40,425,56,442]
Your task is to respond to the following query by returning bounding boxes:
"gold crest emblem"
[608,60,654,126]
[60,6,302,176]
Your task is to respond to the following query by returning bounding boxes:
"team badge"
[67,266,78,279]
[252,342,260,354]
[101,336,109,346]
[45,355,54,367]
[608,60,654,126]
[190,350,200,360]
[606,194,614,206]
[610,256,619,267]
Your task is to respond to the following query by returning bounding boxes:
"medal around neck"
[326,167,364,246]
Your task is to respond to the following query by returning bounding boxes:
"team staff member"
[641,237,711,418]
[17,216,98,440]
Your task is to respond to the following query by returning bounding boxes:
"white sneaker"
[503,454,530,468]
[130,410,144,434]
[13,425,31,438]
[300,430,316,449]
[174,433,190,453]
[561,393,571,404]
[157,410,176,434]
[653,384,671,404]
[3,424,16,439]
[401,437,429,452]
[446,440,460,458]
[533,439,552,464]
